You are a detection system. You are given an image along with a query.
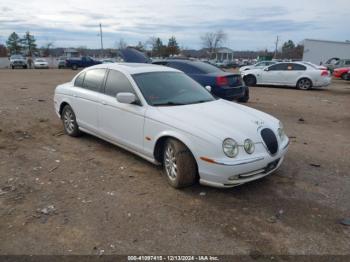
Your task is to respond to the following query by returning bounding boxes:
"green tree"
[6,32,22,54]
[167,36,180,56]
[282,40,295,52]
[20,31,37,56]
[135,41,145,52]
[152,37,166,57]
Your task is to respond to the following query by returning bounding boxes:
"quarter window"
[104,70,135,97]
[74,72,85,87]
[83,69,106,92]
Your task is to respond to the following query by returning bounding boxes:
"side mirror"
[116,92,136,104]
[264,67,269,71]
[205,85,212,92]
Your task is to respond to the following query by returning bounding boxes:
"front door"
[98,69,146,153]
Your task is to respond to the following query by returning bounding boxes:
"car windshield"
[11,55,23,59]
[36,59,45,62]
[132,72,215,106]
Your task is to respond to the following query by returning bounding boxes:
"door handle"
[101,101,107,105]
[73,94,77,97]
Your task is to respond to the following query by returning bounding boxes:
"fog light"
[229,174,239,181]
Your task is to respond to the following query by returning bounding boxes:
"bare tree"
[200,30,227,59]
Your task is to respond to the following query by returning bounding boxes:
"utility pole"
[99,23,104,56]
[274,35,279,58]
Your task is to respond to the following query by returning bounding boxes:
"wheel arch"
[296,76,313,87]
[153,132,198,166]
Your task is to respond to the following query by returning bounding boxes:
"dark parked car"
[65,56,102,70]
[153,60,249,102]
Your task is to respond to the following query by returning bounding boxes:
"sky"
[0,0,349,51]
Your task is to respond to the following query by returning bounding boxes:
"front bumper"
[198,139,289,188]
[35,64,49,68]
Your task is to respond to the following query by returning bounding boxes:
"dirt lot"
[0,69,349,255]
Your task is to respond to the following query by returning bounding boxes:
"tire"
[237,87,249,103]
[163,138,197,188]
[297,78,312,90]
[72,64,78,70]
[341,73,348,80]
[61,105,81,137]
[23,65,27,69]
[244,75,256,86]
[11,65,14,69]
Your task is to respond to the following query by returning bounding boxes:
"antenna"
[99,23,104,55]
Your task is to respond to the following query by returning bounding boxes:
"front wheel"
[61,105,81,137]
[341,73,348,80]
[163,139,197,188]
[72,64,78,70]
[297,78,312,90]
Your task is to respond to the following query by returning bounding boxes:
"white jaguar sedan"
[54,63,289,188]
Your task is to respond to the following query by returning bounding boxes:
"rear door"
[98,69,146,152]
[70,69,106,133]
[260,63,288,85]
[287,63,307,85]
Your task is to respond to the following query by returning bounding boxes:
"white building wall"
[303,39,350,64]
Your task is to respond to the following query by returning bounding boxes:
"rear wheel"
[61,105,81,137]
[341,73,348,80]
[238,87,249,103]
[244,75,256,86]
[297,78,312,90]
[163,139,197,188]
[72,64,78,70]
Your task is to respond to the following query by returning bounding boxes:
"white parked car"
[241,62,331,90]
[239,61,277,72]
[54,63,289,188]
[34,58,49,69]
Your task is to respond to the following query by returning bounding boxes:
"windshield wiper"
[152,101,186,106]
[189,100,213,104]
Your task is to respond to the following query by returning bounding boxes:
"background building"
[302,39,350,64]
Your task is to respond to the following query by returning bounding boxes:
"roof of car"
[87,63,180,74]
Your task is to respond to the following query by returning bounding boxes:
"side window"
[104,70,135,97]
[268,63,288,71]
[168,62,202,74]
[345,60,350,65]
[292,64,306,71]
[83,69,106,92]
[74,72,85,87]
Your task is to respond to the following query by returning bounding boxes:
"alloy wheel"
[164,145,177,181]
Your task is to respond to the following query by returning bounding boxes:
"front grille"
[260,128,278,155]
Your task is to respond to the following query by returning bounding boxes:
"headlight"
[277,122,286,141]
[223,138,239,158]
[244,139,255,154]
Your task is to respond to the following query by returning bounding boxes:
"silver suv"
[10,55,27,69]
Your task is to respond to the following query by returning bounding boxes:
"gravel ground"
[0,69,349,255]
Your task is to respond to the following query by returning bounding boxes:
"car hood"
[11,59,26,62]
[154,99,279,143]
[118,48,150,63]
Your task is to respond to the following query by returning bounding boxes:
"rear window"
[190,61,223,73]
[83,69,106,92]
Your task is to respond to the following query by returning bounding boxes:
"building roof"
[303,39,350,45]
